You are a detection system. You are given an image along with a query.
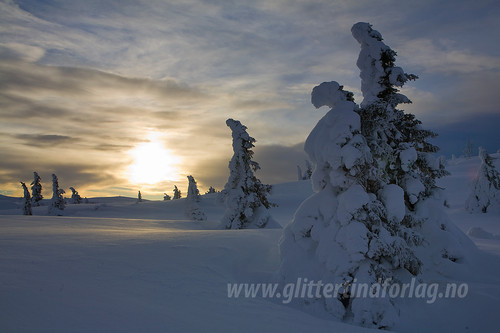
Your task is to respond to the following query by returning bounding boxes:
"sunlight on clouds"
[127,133,182,185]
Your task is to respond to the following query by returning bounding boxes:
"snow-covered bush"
[465,147,500,213]
[163,193,171,201]
[30,171,43,206]
[221,119,276,229]
[48,174,65,216]
[279,22,474,329]
[185,175,206,221]
[20,181,32,215]
[69,187,82,204]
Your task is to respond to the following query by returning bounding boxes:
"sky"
[1,0,499,199]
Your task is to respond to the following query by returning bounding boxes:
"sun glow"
[128,134,182,184]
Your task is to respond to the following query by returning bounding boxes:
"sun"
[128,134,181,184]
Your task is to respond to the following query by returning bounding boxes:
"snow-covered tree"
[185,175,206,221]
[48,174,65,216]
[20,181,32,215]
[137,191,142,202]
[280,81,405,328]
[297,160,313,180]
[221,119,276,229]
[186,175,201,202]
[296,165,303,181]
[30,172,43,206]
[463,138,474,159]
[280,23,474,329]
[206,186,217,194]
[465,147,500,213]
[173,186,181,200]
[163,193,171,201]
[69,187,82,204]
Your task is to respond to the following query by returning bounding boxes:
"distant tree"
[30,172,43,206]
[48,174,65,216]
[20,182,32,215]
[296,165,303,181]
[173,185,181,200]
[465,147,500,213]
[206,186,217,194]
[463,138,474,159]
[220,119,276,229]
[185,175,206,221]
[69,187,82,204]
[163,193,171,201]
[137,191,142,202]
[297,160,313,180]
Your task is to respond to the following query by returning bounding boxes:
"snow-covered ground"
[1,155,499,332]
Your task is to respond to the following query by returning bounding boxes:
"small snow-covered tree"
[465,147,500,213]
[297,160,313,180]
[185,175,206,221]
[173,185,181,200]
[163,193,171,201]
[296,165,303,181]
[20,182,32,215]
[69,187,82,204]
[304,160,313,179]
[221,119,276,229]
[206,186,217,194]
[463,138,474,159]
[48,174,65,216]
[30,172,43,206]
[137,191,142,202]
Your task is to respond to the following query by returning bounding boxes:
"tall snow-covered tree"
[48,174,65,216]
[221,119,276,229]
[185,175,206,221]
[30,172,43,206]
[465,147,500,213]
[20,181,32,215]
[69,187,82,204]
[350,24,467,273]
[280,82,406,328]
[186,175,201,202]
[173,185,181,200]
[280,23,474,329]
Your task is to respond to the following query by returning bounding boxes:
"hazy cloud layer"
[1,0,499,198]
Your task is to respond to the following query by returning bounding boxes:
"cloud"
[0,57,312,198]
[13,134,74,147]
[1,0,498,199]
[398,38,500,75]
